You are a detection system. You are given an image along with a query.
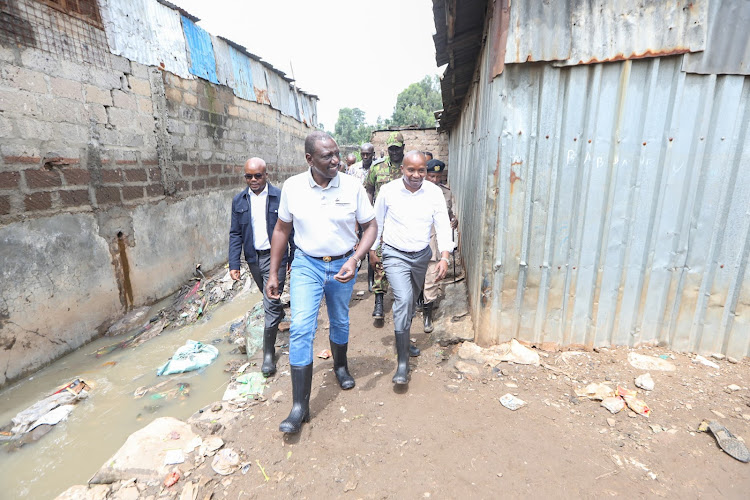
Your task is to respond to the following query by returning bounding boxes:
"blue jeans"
[288,251,356,366]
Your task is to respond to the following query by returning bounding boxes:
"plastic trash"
[163,471,180,487]
[212,448,240,475]
[601,397,625,414]
[28,405,75,431]
[156,340,219,376]
[222,372,266,400]
[693,355,720,369]
[164,449,185,465]
[575,383,615,401]
[499,393,526,411]
[635,373,655,391]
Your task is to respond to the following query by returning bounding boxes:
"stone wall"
[0,43,312,388]
[370,128,449,163]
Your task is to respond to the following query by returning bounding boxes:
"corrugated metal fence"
[451,45,750,358]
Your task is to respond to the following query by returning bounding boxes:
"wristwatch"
[352,256,362,267]
[440,257,450,265]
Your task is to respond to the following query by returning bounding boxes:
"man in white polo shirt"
[370,151,453,385]
[266,131,377,434]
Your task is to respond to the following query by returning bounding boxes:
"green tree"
[390,75,442,128]
[333,107,374,145]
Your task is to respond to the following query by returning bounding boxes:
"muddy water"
[0,289,261,499]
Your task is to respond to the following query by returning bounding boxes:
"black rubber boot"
[416,291,424,312]
[261,326,278,377]
[409,342,421,357]
[423,302,434,334]
[330,340,355,390]
[372,293,384,319]
[279,363,312,434]
[368,265,375,292]
[392,332,410,385]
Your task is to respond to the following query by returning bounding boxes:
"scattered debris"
[164,472,180,488]
[499,393,526,411]
[222,372,266,400]
[607,418,616,427]
[705,421,750,463]
[164,449,185,465]
[601,397,625,414]
[212,448,241,475]
[317,349,332,359]
[576,383,615,401]
[726,384,742,392]
[693,355,720,369]
[634,373,655,391]
[628,352,675,371]
[458,339,539,366]
[2,379,91,446]
[156,340,219,376]
[256,459,270,481]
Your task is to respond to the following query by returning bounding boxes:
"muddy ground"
[63,267,750,499]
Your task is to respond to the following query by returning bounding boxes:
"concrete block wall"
[0,44,312,388]
[370,128,449,164]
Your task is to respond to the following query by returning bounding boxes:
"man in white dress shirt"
[370,151,453,385]
[266,131,377,433]
[228,157,294,377]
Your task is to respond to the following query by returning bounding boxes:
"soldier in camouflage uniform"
[364,132,406,324]
[422,159,457,333]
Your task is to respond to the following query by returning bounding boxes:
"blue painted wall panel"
[181,16,218,84]
[228,46,256,102]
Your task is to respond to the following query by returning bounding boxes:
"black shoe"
[392,332,409,385]
[330,340,355,390]
[423,302,434,334]
[372,293,384,320]
[261,326,278,377]
[279,363,312,433]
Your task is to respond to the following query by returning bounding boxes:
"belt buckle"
[323,256,332,262]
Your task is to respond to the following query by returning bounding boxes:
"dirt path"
[194,270,750,499]
[61,267,750,499]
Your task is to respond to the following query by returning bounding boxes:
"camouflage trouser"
[371,246,389,294]
[423,259,442,304]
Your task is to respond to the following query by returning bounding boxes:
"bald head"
[346,153,356,167]
[245,157,266,171]
[244,157,268,194]
[403,150,427,165]
[360,142,375,168]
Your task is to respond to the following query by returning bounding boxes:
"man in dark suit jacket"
[229,157,294,377]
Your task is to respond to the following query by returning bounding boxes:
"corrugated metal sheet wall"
[99,0,317,125]
[451,37,750,358]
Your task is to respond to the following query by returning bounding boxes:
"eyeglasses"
[244,173,264,179]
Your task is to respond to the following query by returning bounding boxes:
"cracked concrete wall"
[0,8,313,388]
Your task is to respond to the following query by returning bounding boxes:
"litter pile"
[157,340,220,376]
[1,379,91,448]
[94,264,256,357]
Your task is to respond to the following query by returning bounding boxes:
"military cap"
[385,131,404,148]
[426,159,446,173]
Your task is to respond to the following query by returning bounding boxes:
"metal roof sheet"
[682,0,750,75]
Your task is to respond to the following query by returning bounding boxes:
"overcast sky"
[170,0,441,130]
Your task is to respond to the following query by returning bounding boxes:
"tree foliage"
[333,107,374,146]
[332,75,443,144]
[390,75,442,128]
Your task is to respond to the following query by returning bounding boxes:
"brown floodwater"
[0,289,261,499]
